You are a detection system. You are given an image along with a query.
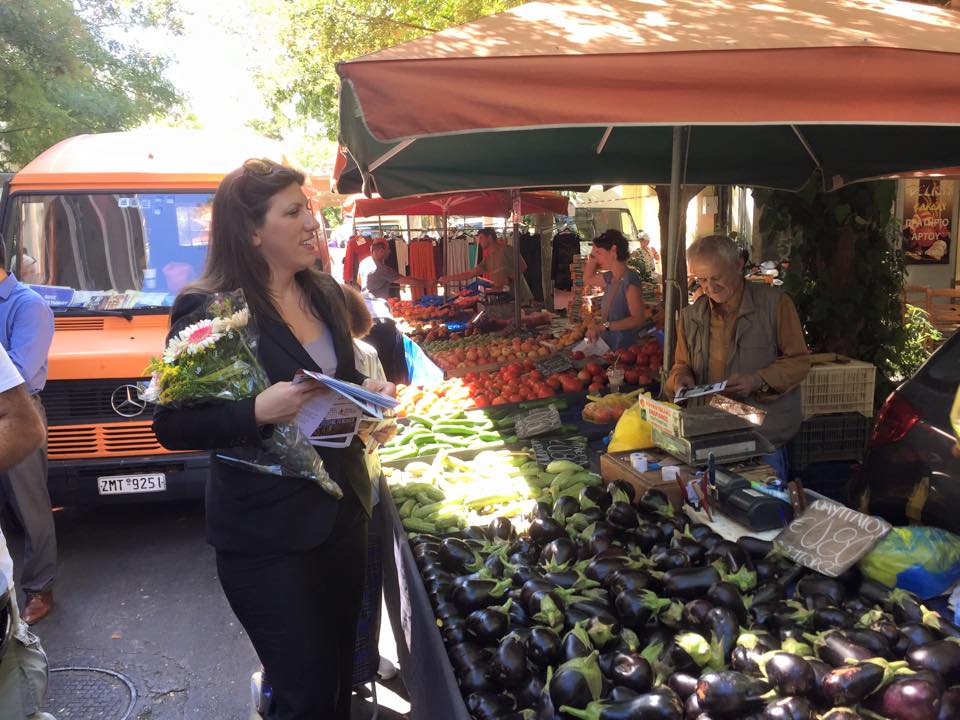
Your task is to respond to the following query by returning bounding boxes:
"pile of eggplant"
[410,479,960,720]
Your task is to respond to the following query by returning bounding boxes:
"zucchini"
[518,397,569,411]
[402,517,438,532]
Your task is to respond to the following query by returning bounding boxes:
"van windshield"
[2,191,215,309]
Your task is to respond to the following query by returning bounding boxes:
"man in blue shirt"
[0,260,56,625]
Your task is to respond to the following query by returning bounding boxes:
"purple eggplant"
[812,607,856,631]
[762,696,814,720]
[652,548,692,571]
[467,691,516,720]
[586,556,631,585]
[939,685,960,720]
[671,536,706,564]
[609,686,639,702]
[616,590,671,631]
[819,710,864,720]
[707,541,754,573]
[703,606,739,662]
[526,626,562,668]
[609,479,637,503]
[515,673,546,710]
[454,577,512,614]
[813,631,875,667]
[638,487,671,512]
[754,560,780,584]
[700,532,725,552]
[731,645,766,675]
[566,600,620,633]
[466,598,513,644]
[581,485,612,510]
[867,676,941,720]
[695,671,769,715]
[549,651,603,710]
[751,583,786,606]
[563,622,595,661]
[607,568,656,595]
[706,582,748,626]
[458,663,497,693]
[493,633,529,688]
[796,576,846,606]
[441,617,469,645]
[598,652,653,694]
[488,516,516,541]
[765,653,815,697]
[439,537,479,573]
[683,691,701,718]
[559,688,683,720]
[667,672,699,701]
[662,566,722,601]
[819,662,884,706]
[607,501,639,530]
[633,523,663,552]
[529,516,567,545]
[512,564,544,588]
[844,628,892,658]
[898,623,943,654]
[737,536,774,560]
[554,495,581,520]
[907,640,960,684]
[541,537,578,568]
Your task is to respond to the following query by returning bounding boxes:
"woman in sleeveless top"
[582,229,648,350]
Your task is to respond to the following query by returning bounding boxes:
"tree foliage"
[254,0,523,141]
[0,0,182,170]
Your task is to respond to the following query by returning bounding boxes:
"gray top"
[303,324,337,375]
[359,256,401,299]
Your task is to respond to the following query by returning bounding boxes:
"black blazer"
[153,275,370,554]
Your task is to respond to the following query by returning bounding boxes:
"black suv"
[850,331,960,532]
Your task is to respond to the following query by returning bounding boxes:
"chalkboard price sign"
[515,405,563,439]
[534,354,574,377]
[530,436,590,468]
[774,499,891,577]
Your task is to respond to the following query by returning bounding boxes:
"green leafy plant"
[753,179,936,406]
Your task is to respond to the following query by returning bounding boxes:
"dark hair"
[592,229,630,261]
[183,158,326,322]
[477,227,498,242]
[342,284,373,338]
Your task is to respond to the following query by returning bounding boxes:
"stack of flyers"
[294,370,398,448]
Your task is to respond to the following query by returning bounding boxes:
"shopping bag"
[608,396,655,452]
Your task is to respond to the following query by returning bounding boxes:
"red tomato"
[592,375,605,385]
[577,369,593,382]
[537,388,554,399]
[529,369,544,381]
[588,382,604,393]
[546,376,562,390]
[618,350,638,365]
[636,374,653,386]
[493,396,509,405]
[624,370,640,385]
[508,393,523,403]
[585,362,603,376]
[474,395,489,407]
[571,351,586,361]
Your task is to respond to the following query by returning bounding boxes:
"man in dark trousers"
[0,255,56,625]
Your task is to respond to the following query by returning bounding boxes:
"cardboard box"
[599,450,689,509]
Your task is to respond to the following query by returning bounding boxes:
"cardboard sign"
[515,405,562,439]
[774,499,891,577]
[534,354,574,377]
[531,436,590,469]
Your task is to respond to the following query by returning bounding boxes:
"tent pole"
[662,126,686,390]
[512,190,522,328]
[442,212,448,296]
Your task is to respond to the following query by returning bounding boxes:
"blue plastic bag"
[402,334,444,387]
[859,526,960,600]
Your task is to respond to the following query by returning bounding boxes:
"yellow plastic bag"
[951,387,959,445]
[608,394,655,452]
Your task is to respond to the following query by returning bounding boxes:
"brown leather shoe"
[21,590,53,625]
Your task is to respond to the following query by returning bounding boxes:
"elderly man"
[666,235,810,474]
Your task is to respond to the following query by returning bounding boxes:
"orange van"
[0,129,319,504]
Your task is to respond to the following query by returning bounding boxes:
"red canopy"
[342,190,569,218]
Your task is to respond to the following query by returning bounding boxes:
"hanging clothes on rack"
[394,236,409,275]
[518,229,544,302]
[551,229,582,291]
[343,234,372,285]
[408,238,438,300]
[445,231,473,292]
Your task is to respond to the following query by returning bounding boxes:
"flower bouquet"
[143,290,342,499]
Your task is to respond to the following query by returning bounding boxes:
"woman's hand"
[363,378,397,398]
[254,380,325,425]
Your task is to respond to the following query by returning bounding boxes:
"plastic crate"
[787,413,871,473]
[801,354,876,419]
[797,460,860,504]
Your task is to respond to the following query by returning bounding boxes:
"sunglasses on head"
[243,158,279,176]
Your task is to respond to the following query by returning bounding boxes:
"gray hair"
[687,234,741,268]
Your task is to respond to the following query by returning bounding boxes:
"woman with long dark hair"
[153,158,394,719]
[583,229,648,350]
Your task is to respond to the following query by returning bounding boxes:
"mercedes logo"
[111,384,148,418]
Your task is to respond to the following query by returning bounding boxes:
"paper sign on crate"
[640,396,684,436]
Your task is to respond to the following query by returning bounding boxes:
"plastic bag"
[951,387,959,444]
[608,394,655,452]
[859,526,960,600]
[143,290,341,499]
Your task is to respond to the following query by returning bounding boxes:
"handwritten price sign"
[774,499,891,577]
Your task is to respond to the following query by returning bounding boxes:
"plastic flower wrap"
[143,290,342,499]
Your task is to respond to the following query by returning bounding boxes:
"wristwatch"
[759,377,770,393]
[603,321,610,331]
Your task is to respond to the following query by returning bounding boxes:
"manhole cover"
[43,667,137,720]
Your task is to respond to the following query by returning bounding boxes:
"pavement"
[1,500,411,719]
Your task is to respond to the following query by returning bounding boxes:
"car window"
[918,333,960,390]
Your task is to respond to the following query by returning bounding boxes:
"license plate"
[97,473,166,495]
